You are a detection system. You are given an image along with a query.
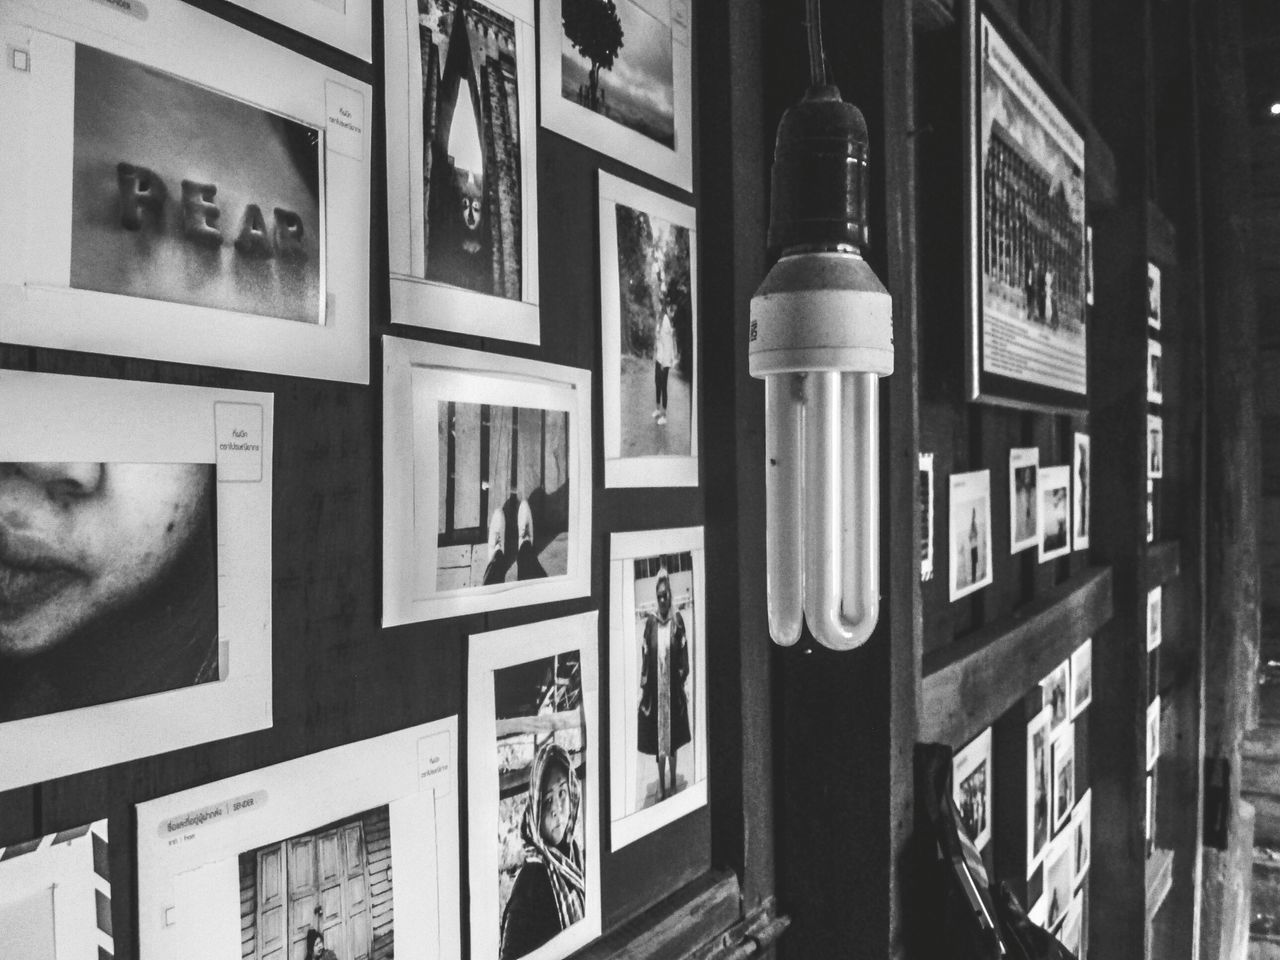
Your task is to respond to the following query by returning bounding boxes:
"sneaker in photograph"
[517,499,534,548]
[657,413,667,425]
[652,408,662,419]
[487,507,505,562]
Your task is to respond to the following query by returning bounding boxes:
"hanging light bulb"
[749,38,893,651]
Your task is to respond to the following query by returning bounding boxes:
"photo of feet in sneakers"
[436,401,571,590]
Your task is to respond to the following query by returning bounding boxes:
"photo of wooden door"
[254,820,372,960]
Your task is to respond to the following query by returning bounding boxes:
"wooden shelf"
[1147,540,1182,590]
[921,567,1113,746]
[1146,848,1175,923]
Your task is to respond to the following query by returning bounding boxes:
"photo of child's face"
[0,461,213,657]
[540,762,571,846]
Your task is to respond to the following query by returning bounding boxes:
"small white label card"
[214,402,264,482]
[325,79,365,160]
[418,730,453,796]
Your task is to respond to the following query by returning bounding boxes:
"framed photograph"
[952,728,994,850]
[1148,262,1162,330]
[1073,432,1090,551]
[1009,446,1040,554]
[1026,705,1052,872]
[0,820,112,960]
[599,172,699,487]
[1147,339,1163,405]
[382,337,592,625]
[1147,696,1161,770]
[223,0,372,61]
[1070,639,1093,718]
[920,452,936,581]
[0,371,272,792]
[1051,722,1075,833]
[1146,480,1156,543]
[608,528,708,849]
[1060,895,1083,956]
[964,5,1088,411]
[1044,828,1074,930]
[467,612,602,960]
[0,0,371,382]
[136,718,460,960]
[1038,464,1072,562]
[1040,658,1071,733]
[1085,225,1094,307]
[1071,788,1091,886]
[949,469,994,601]
[1148,413,1164,479]
[539,0,693,192]
[1146,774,1155,851]
[1147,585,1163,652]
[384,0,541,345]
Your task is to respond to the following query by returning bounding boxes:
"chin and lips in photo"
[0,461,218,720]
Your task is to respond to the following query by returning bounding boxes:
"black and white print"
[949,469,994,601]
[1051,723,1075,833]
[1147,696,1161,771]
[1147,585,1163,652]
[1027,706,1052,871]
[1073,433,1090,551]
[1148,262,1162,330]
[1009,446,1039,554]
[1148,339,1163,405]
[952,728,993,850]
[1071,639,1093,718]
[1148,413,1164,479]
[1041,658,1072,733]
[920,452,936,581]
[1072,789,1091,886]
[1038,464,1071,562]
[1044,830,1073,930]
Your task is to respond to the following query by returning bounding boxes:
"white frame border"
[381,336,592,625]
[1038,464,1072,563]
[1147,585,1163,652]
[1147,339,1163,405]
[223,0,372,61]
[1148,413,1164,479]
[1073,433,1090,551]
[920,452,936,581]
[1147,261,1162,331]
[1027,705,1052,873]
[1009,446,1040,554]
[1051,722,1076,834]
[952,727,994,851]
[1070,638,1093,718]
[949,468,994,601]
[1071,788,1092,887]
[1147,696,1161,771]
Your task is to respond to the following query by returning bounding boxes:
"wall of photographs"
[0,1,738,959]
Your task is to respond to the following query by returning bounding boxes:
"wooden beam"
[574,871,742,960]
[920,567,1113,746]
[1147,539,1182,590]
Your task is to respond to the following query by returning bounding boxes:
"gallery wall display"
[920,452,936,582]
[963,3,1089,411]
[467,612,602,960]
[135,718,460,960]
[949,469,994,601]
[599,172,699,487]
[0,0,372,382]
[382,337,592,624]
[1026,705,1052,872]
[1009,446,1039,554]
[1072,433,1090,551]
[384,0,541,344]
[539,0,693,192]
[223,0,373,61]
[1037,464,1072,563]
[0,371,273,791]
[952,727,993,850]
[608,527,709,849]
[0,820,112,960]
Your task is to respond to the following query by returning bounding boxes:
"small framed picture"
[1148,413,1164,479]
[920,452,936,581]
[1146,773,1156,852]
[1027,706,1053,872]
[1147,585,1163,651]
[1060,894,1083,956]
[0,820,113,960]
[1147,479,1156,543]
[135,718,460,960]
[1148,262,1162,330]
[539,0,693,191]
[599,172,698,487]
[1041,658,1072,734]
[384,0,542,344]
[1044,827,1074,930]
[382,337,592,625]
[952,728,994,850]
[223,0,372,60]
[1147,339,1163,405]
[1038,465,1072,562]
[1073,433,1090,551]
[0,371,273,792]
[1147,696,1161,770]
[949,469,994,601]
[1085,225,1094,307]
[1071,788,1092,886]
[1051,722,1076,833]
[1070,639,1093,717]
[0,0,372,382]
[608,528,708,850]
[1009,446,1040,554]
[467,612,602,960]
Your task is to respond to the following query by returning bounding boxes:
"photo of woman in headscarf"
[637,568,691,804]
[499,741,586,960]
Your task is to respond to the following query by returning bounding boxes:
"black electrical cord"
[805,0,829,88]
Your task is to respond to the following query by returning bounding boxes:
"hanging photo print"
[1147,585,1163,652]
[1051,722,1076,834]
[384,0,541,343]
[949,469,994,602]
[1073,433,1090,551]
[1148,262,1162,330]
[920,452,936,581]
[599,173,699,487]
[1071,639,1093,718]
[952,728,994,850]
[1009,446,1040,554]
[467,612,602,960]
[1038,465,1072,562]
[1147,696,1161,771]
[1026,705,1052,872]
[1148,339,1163,405]
[1148,413,1164,479]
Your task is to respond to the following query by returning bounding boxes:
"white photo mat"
[608,527,708,849]
[1041,658,1072,734]
[1026,705,1052,872]
[952,727,993,850]
[1044,827,1073,930]
[223,0,373,61]
[1038,464,1072,563]
[539,0,693,192]
[0,0,371,382]
[1070,638,1093,718]
[1147,585,1163,652]
[1147,339,1163,405]
[1071,788,1091,886]
[1009,446,1039,554]
[598,172,699,487]
[136,718,460,960]
[382,337,592,624]
[949,469,994,601]
[1148,262,1162,330]
[1148,413,1164,479]
[1073,432,1090,551]
[467,612,603,960]
[1051,722,1075,833]
[384,0,541,344]
[0,371,272,792]
[920,452,936,581]
[1147,696,1161,770]
[0,820,112,960]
